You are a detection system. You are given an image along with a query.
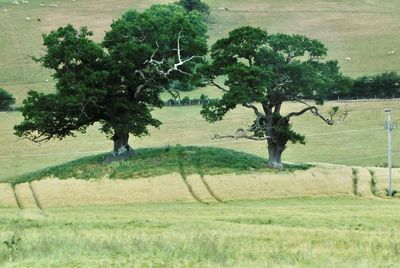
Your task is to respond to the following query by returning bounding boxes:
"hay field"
[1,0,400,104]
[2,163,400,209]
[1,100,400,179]
[1,197,400,266]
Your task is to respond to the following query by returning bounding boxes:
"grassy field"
[0,197,399,266]
[2,1,400,266]
[1,100,400,180]
[0,0,400,104]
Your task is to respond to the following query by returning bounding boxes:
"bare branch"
[212,128,270,141]
[242,103,266,119]
[285,106,333,125]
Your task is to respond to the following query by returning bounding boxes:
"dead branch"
[212,128,269,141]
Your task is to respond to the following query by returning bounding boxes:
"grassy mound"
[8,146,310,186]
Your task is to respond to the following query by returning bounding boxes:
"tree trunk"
[267,140,285,169]
[112,131,132,156]
[103,131,135,163]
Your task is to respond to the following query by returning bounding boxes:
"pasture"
[1,197,400,267]
[1,1,400,266]
[1,100,399,180]
[1,0,400,104]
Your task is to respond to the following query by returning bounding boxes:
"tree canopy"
[176,0,210,15]
[14,4,208,157]
[201,26,345,168]
[0,88,15,111]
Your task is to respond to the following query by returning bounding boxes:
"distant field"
[1,197,400,266]
[1,100,400,180]
[1,0,400,104]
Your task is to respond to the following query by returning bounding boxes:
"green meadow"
[1,1,400,266]
[1,197,400,267]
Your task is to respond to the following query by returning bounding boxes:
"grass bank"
[7,146,310,186]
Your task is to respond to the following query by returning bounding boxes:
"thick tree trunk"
[113,132,131,155]
[104,131,134,163]
[267,140,285,169]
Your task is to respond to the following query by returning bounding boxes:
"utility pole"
[384,108,395,196]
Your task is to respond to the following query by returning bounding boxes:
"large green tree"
[15,4,207,157]
[0,88,15,111]
[201,26,344,168]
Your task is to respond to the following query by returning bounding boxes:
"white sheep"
[345,57,351,61]
[50,4,58,7]
[388,50,395,55]
[3,9,7,12]
[39,3,44,6]
[25,17,30,21]
[12,1,20,5]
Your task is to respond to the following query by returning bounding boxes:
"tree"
[14,4,208,157]
[352,72,400,99]
[201,26,344,168]
[176,0,210,15]
[0,88,15,111]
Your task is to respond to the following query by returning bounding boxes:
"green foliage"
[352,72,400,99]
[14,4,208,146]
[0,88,15,111]
[201,26,344,165]
[3,233,22,262]
[8,146,310,185]
[369,169,378,196]
[176,0,210,15]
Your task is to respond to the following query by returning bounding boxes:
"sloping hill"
[1,146,396,208]
[1,0,400,104]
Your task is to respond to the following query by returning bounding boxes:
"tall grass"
[1,197,400,266]
[352,168,359,196]
[369,169,378,196]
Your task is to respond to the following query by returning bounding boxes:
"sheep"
[217,7,229,11]
[12,1,20,5]
[39,3,44,6]
[50,4,58,7]
[345,57,351,61]
[3,9,7,12]
[25,17,30,21]
[388,50,395,55]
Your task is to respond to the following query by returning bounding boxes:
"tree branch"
[212,128,269,141]
[242,103,266,119]
[209,79,228,92]
[285,106,333,125]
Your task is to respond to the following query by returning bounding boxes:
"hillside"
[1,100,399,179]
[1,0,400,104]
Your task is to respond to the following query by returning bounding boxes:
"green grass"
[1,100,400,180]
[7,145,310,186]
[1,197,400,266]
[1,0,400,105]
